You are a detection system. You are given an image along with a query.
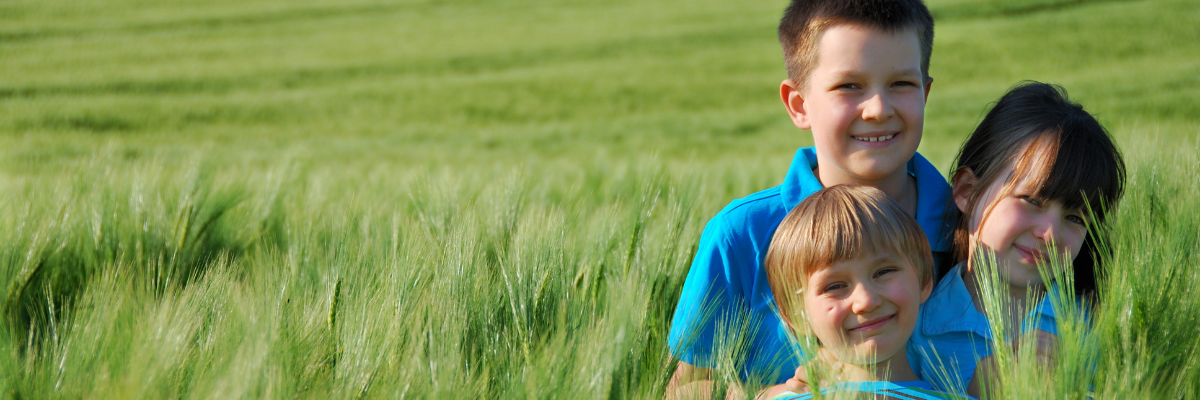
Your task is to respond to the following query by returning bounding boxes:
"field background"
[1,0,1198,398]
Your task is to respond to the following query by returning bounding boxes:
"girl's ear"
[920,279,933,303]
[952,168,979,214]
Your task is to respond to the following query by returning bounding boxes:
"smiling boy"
[765,185,964,400]
[666,0,953,396]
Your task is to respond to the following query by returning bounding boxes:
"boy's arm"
[665,362,797,400]
[668,218,746,372]
[666,216,753,398]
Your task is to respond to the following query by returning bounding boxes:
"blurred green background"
[3,0,1196,177]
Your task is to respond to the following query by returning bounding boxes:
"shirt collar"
[780,147,824,208]
[920,264,1063,337]
[921,264,992,338]
[779,147,954,253]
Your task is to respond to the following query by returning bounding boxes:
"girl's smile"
[954,162,1088,289]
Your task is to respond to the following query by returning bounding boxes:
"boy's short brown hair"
[765,185,934,333]
[778,0,935,89]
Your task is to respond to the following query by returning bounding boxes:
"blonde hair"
[765,184,934,334]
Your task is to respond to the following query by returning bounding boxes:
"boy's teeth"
[854,134,894,142]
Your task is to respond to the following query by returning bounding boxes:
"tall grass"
[0,152,734,398]
[962,140,1200,399]
[0,139,1195,398]
[2,0,1198,397]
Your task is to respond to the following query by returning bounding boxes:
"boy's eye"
[836,83,861,90]
[874,267,897,279]
[893,80,917,87]
[821,282,847,293]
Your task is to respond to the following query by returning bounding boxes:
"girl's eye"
[1020,196,1043,207]
[1066,214,1087,226]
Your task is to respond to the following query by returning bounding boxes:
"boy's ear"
[780,79,812,130]
[923,76,934,104]
[952,167,978,214]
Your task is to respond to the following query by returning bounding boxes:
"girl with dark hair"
[909,81,1126,396]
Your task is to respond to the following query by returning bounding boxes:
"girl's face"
[954,163,1089,288]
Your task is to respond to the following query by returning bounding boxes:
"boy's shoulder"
[702,148,824,243]
[712,185,787,225]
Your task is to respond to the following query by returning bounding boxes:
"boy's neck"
[813,165,919,216]
[834,348,921,383]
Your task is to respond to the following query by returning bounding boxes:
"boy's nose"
[861,93,894,121]
[849,284,882,314]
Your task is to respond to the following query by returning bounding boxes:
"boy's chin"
[834,343,903,366]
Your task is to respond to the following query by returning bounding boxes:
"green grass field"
[1,0,1198,398]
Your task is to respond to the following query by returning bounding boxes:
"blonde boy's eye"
[874,267,897,278]
[821,282,847,293]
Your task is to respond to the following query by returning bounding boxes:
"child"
[667,0,953,394]
[765,184,966,399]
[909,81,1126,395]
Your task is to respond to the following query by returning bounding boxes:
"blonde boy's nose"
[850,285,882,313]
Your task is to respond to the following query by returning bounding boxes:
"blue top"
[909,264,1060,393]
[771,381,976,400]
[667,147,954,384]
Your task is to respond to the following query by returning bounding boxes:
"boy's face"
[781,25,930,184]
[803,251,931,366]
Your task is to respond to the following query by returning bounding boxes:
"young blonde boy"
[666,0,952,397]
[764,185,960,399]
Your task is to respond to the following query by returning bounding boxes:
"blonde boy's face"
[782,24,929,185]
[803,252,931,366]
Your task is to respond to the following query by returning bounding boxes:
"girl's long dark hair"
[949,81,1126,298]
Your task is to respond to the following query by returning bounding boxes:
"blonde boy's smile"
[804,252,931,366]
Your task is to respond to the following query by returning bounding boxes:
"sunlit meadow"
[1,0,1198,398]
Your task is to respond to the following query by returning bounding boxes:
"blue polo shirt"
[772,381,976,400]
[668,147,954,384]
[909,264,1060,393]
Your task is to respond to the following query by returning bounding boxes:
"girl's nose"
[861,93,895,121]
[849,284,882,314]
[1032,210,1067,243]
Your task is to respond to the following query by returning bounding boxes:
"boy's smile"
[804,252,931,366]
[781,24,930,192]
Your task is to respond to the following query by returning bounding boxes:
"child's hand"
[779,348,844,395]
[1001,328,1057,365]
[968,329,1059,397]
[1025,329,1058,365]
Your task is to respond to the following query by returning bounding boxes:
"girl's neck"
[835,351,920,383]
[962,260,1045,336]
